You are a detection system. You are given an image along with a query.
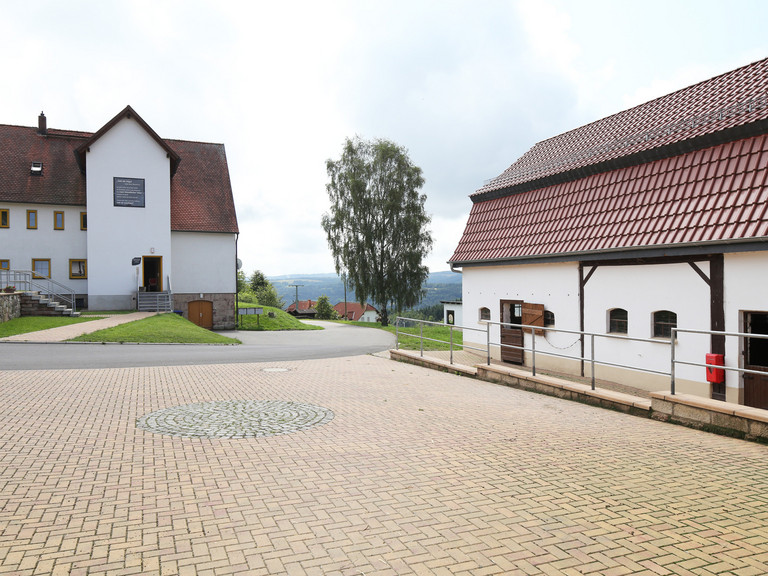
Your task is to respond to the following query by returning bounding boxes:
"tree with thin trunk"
[322,136,432,326]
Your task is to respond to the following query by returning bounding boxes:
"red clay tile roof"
[0,125,87,205]
[451,58,768,265]
[169,139,238,234]
[333,301,377,320]
[0,111,238,234]
[476,58,768,198]
[285,300,316,313]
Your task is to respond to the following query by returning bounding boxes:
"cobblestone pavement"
[1,355,768,575]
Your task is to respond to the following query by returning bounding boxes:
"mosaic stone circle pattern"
[136,399,334,438]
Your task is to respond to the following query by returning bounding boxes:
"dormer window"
[30,162,43,176]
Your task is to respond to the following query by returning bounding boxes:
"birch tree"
[322,137,432,326]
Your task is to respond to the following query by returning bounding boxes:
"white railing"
[395,317,764,398]
[0,269,77,312]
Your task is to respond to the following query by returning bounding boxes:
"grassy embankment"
[0,316,104,338]
[70,313,240,344]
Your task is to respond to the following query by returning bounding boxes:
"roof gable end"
[74,105,181,175]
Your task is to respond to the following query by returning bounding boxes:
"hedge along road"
[0,321,397,370]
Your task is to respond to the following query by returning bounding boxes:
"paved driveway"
[1,354,768,575]
[0,321,396,370]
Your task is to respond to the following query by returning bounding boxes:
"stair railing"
[0,269,77,312]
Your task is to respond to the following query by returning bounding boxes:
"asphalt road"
[0,321,396,370]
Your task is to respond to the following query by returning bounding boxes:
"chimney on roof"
[38,112,47,135]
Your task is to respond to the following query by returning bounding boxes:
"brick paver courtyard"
[1,354,768,575]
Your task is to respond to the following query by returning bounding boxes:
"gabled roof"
[451,58,768,266]
[285,299,317,313]
[476,58,768,200]
[74,105,181,175]
[0,125,87,205]
[0,109,238,234]
[333,301,377,320]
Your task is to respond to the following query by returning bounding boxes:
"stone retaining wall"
[0,293,21,323]
[174,292,236,330]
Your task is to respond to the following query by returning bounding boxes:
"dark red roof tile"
[0,112,237,234]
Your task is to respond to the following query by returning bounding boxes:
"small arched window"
[479,307,491,321]
[653,310,677,338]
[608,308,628,334]
[543,310,555,327]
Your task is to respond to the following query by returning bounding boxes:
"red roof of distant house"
[333,301,377,320]
[450,58,768,265]
[285,300,317,313]
[0,109,238,234]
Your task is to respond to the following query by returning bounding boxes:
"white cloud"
[2,0,768,279]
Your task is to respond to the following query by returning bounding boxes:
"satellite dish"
[236,258,243,270]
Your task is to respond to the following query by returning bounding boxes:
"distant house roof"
[333,301,377,321]
[285,299,317,314]
[0,108,238,235]
[450,58,768,266]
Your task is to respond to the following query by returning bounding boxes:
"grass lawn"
[236,305,322,331]
[70,313,240,344]
[0,316,105,338]
[344,320,463,352]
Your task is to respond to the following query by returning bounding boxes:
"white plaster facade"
[0,107,239,328]
[460,255,765,404]
[86,117,173,310]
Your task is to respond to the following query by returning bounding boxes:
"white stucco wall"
[583,262,711,393]
[85,117,171,308]
[0,202,87,292]
[723,251,768,400]
[171,232,236,293]
[460,258,726,397]
[442,303,463,326]
[462,262,581,370]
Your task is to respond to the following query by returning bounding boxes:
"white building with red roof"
[333,301,378,322]
[0,106,239,329]
[449,58,768,408]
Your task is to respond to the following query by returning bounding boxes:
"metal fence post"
[590,333,596,390]
[531,327,537,376]
[487,322,491,365]
[670,328,676,395]
[449,325,454,365]
[395,318,400,350]
[420,322,424,357]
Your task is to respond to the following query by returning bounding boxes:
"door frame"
[500,299,524,364]
[743,310,768,409]
[142,256,162,292]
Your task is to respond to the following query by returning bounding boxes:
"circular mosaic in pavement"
[136,400,334,438]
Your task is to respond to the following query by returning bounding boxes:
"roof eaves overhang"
[449,237,768,268]
[472,117,768,203]
[74,105,181,175]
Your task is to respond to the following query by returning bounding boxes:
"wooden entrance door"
[189,300,213,329]
[500,300,524,364]
[744,311,768,409]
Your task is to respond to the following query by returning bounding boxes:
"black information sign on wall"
[114,177,145,207]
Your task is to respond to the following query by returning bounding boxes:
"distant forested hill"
[269,271,461,311]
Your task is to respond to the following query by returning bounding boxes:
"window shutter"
[522,303,545,333]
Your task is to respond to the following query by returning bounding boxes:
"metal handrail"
[395,316,671,391]
[0,269,76,312]
[670,327,768,395]
[395,316,768,399]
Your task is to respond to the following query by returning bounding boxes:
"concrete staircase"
[21,292,80,317]
[137,290,173,312]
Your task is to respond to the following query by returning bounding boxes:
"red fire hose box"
[705,353,725,384]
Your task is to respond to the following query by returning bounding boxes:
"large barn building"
[449,58,768,408]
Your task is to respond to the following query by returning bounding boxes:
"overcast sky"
[1,0,766,276]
